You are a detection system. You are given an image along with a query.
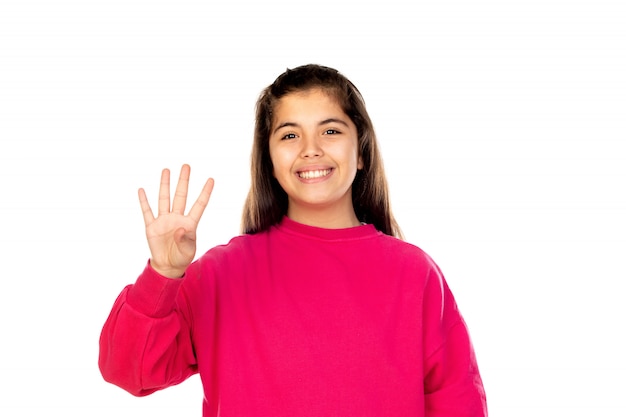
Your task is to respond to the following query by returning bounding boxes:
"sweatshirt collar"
[275,215,379,241]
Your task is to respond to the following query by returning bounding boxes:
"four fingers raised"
[138,164,214,226]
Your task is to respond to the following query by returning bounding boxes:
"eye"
[281,133,297,140]
[323,129,340,135]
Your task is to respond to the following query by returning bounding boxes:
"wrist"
[149,259,185,279]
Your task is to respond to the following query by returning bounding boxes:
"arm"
[98,262,196,396]
[422,265,488,416]
[98,165,214,395]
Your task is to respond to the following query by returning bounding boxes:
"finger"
[158,168,171,215]
[188,177,215,224]
[171,164,191,215]
[138,188,155,225]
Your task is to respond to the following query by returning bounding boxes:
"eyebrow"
[272,118,350,135]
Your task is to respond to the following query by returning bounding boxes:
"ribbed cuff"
[126,260,184,318]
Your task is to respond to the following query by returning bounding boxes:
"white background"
[1,0,624,415]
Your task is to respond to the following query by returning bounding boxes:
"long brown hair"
[241,64,402,238]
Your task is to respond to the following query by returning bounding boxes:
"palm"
[139,164,214,278]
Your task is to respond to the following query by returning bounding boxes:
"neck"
[286,203,361,229]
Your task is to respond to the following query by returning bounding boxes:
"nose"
[300,133,323,159]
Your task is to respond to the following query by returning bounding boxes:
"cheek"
[350,141,363,169]
[269,148,286,178]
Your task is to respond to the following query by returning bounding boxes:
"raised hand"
[138,164,214,278]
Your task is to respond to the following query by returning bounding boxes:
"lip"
[295,167,334,183]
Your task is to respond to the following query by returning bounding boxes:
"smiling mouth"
[297,169,332,179]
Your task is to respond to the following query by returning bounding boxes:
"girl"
[99,64,488,416]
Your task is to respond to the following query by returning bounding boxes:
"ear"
[357,154,364,170]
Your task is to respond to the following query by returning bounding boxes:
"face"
[269,88,364,226]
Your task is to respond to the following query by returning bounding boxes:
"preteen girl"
[99,64,488,416]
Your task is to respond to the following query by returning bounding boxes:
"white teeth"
[298,169,331,179]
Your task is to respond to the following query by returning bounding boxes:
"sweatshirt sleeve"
[98,261,198,396]
[422,264,488,416]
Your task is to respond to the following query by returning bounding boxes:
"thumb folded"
[174,227,196,244]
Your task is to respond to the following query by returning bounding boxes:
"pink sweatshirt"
[99,217,487,416]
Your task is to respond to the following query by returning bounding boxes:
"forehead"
[272,88,345,121]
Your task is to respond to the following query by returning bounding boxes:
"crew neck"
[275,216,379,242]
